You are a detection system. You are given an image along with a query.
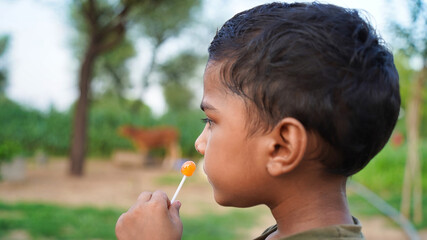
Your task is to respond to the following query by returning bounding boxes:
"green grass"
[0,201,259,240]
[3,140,426,238]
[350,139,427,229]
[0,202,122,240]
[182,209,259,240]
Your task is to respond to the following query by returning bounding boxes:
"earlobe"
[267,158,290,176]
[266,118,307,177]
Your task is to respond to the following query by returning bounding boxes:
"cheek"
[203,130,233,176]
[203,131,249,180]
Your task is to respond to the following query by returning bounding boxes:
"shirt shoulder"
[253,225,278,240]
[254,217,365,240]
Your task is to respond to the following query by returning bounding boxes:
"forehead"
[203,61,224,91]
[201,61,240,105]
[201,61,229,103]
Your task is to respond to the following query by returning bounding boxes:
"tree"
[134,0,203,94]
[158,51,205,111]
[0,35,10,96]
[92,37,136,100]
[390,0,427,223]
[68,0,202,176]
[69,0,139,176]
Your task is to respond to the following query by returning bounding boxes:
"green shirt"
[254,217,364,240]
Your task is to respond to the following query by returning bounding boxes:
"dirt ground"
[0,158,425,240]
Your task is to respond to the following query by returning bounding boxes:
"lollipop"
[171,161,196,203]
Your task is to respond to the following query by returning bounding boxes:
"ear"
[266,118,307,177]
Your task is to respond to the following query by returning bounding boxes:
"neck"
[266,175,353,240]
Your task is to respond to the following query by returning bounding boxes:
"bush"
[0,96,206,158]
[158,109,205,158]
[0,141,21,163]
[0,98,44,155]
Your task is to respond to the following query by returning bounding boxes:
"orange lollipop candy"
[181,161,196,176]
[171,161,196,203]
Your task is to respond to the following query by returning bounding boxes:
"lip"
[203,162,207,174]
[202,160,212,184]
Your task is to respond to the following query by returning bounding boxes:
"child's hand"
[115,191,183,240]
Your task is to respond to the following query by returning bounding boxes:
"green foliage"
[133,0,203,89]
[0,98,71,156]
[70,0,138,98]
[351,139,427,228]
[0,201,259,240]
[0,141,21,163]
[392,53,427,137]
[159,51,205,111]
[43,107,72,155]
[0,98,45,155]
[88,95,157,156]
[0,96,206,158]
[156,52,207,157]
[135,0,203,42]
[69,0,203,97]
[394,52,416,109]
[69,0,133,58]
[92,37,137,99]
[87,94,206,158]
[67,0,204,173]
[159,52,204,84]
[163,82,195,111]
[0,35,10,95]
[353,140,427,198]
[390,0,427,59]
[0,35,9,56]
[389,0,427,133]
[158,109,205,158]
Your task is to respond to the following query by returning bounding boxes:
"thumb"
[169,201,182,222]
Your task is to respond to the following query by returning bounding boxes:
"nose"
[195,128,207,155]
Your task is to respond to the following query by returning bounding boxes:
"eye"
[201,117,213,126]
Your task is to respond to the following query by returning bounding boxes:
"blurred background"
[0,0,426,239]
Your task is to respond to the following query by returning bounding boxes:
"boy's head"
[205,2,400,176]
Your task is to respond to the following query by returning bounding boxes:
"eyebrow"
[200,101,217,111]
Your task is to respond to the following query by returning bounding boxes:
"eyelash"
[201,117,213,125]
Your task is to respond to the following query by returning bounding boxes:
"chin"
[214,195,233,207]
[213,192,257,208]
[212,189,235,206]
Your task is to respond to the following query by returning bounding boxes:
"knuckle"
[153,190,167,198]
[149,200,163,209]
[137,191,152,201]
[115,213,126,233]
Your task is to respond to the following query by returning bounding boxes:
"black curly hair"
[207,2,401,176]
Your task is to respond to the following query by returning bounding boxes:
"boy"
[115,2,400,239]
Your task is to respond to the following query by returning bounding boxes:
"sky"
[0,0,409,115]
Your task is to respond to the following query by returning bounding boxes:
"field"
[0,149,426,239]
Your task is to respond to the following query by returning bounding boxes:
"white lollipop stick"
[171,175,187,203]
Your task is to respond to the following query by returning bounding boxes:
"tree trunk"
[69,46,97,176]
[401,66,425,223]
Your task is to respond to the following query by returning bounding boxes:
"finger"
[169,201,183,229]
[169,201,181,219]
[115,213,126,237]
[137,191,153,202]
[115,213,125,227]
[128,192,153,212]
[150,190,169,208]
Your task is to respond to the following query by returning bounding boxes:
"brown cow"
[118,125,181,168]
